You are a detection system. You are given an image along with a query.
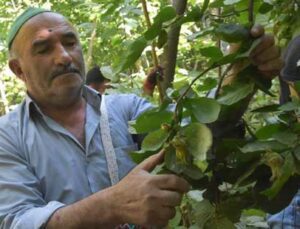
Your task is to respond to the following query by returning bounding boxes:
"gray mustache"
[51,66,80,79]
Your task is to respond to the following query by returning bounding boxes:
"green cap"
[7,7,51,49]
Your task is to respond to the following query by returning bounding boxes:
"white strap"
[100,95,119,185]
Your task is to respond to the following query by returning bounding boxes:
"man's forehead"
[22,12,74,34]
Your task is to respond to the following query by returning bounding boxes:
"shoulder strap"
[100,95,120,185]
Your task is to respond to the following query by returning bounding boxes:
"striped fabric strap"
[100,95,120,185]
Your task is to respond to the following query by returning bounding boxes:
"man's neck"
[41,97,87,146]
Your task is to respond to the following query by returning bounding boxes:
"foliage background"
[1,0,300,227]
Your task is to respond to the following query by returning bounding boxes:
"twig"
[243,119,256,139]
[210,9,248,18]
[214,63,234,99]
[141,0,164,102]
[174,65,219,123]
[248,0,254,25]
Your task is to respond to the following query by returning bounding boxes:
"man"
[86,65,111,94]
[0,7,281,229]
[267,35,300,228]
[86,65,162,96]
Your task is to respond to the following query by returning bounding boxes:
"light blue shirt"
[267,191,300,228]
[0,86,152,228]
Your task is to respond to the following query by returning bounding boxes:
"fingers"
[160,190,183,207]
[153,174,190,193]
[136,150,165,172]
[250,24,264,38]
[251,45,280,65]
[250,34,275,57]
[248,31,282,78]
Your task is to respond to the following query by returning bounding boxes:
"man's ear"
[8,59,25,82]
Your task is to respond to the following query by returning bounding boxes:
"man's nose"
[54,44,72,66]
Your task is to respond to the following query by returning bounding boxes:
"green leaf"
[188,199,215,227]
[261,153,295,199]
[259,2,273,14]
[181,123,213,161]
[279,101,300,112]
[183,164,205,180]
[144,22,162,40]
[255,124,284,140]
[209,0,224,8]
[215,23,249,43]
[251,104,280,113]
[200,46,224,62]
[214,53,238,66]
[130,150,155,164]
[240,140,288,153]
[142,129,169,151]
[157,30,168,48]
[117,36,148,72]
[272,131,298,146]
[128,108,173,134]
[205,216,235,229]
[193,160,208,172]
[182,5,202,23]
[219,195,252,223]
[164,145,185,174]
[217,81,255,105]
[197,77,218,91]
[224,0,242,5]
[154,6,177,24]
[184,98,221,123]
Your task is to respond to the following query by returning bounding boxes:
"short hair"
[86,66,108,85]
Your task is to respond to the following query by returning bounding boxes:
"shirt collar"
[25,85,102,119]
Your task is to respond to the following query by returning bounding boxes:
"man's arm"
[47,151,190,228]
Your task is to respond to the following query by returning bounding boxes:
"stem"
[141,0,164,103]
[248,0,254,25]
[174,65,219,123]
[210,9,248,18]
[243,119,256,139]
[214,63,234,99]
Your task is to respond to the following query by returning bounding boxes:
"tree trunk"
[161,0,187,92]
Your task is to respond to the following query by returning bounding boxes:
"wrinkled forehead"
[13,12,77,48]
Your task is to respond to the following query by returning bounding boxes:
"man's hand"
[249,25,283,79]
[111,150,190,227]
[143,66,164,96]
[226,25,283,86]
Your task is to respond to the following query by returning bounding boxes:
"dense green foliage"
[1,0,300,228]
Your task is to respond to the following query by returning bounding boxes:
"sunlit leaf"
[181,123,213,161]
[261,153,295,199]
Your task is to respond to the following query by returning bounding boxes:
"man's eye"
[65,41,76,47]
[37,48,48,54]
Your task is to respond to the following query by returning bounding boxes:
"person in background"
[267,34,300,228]
[86,65,163,96]
[0,6,281,229]
[85,65,111,94]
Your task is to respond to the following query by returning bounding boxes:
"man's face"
[9,12,85,108]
